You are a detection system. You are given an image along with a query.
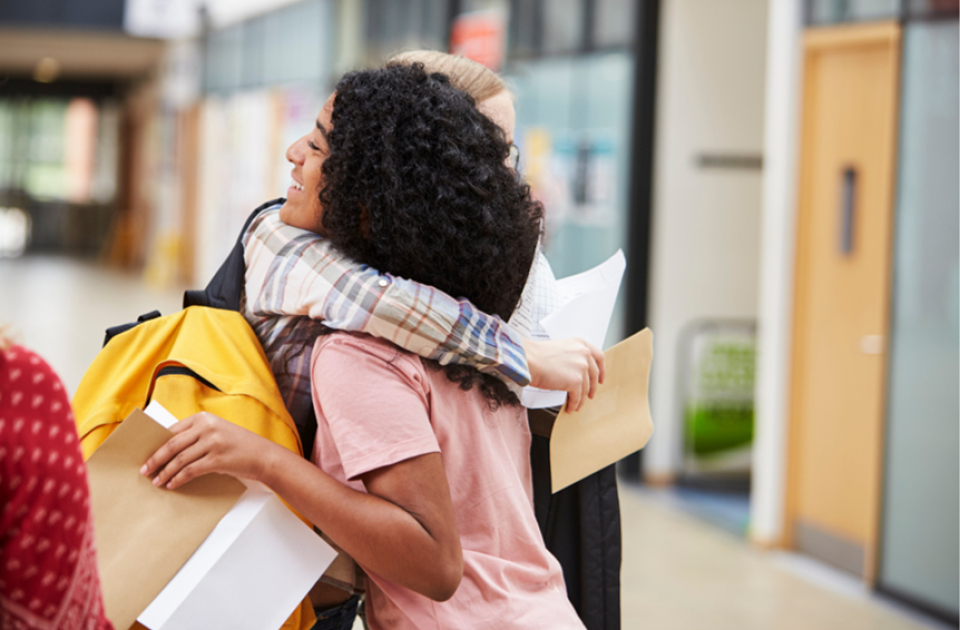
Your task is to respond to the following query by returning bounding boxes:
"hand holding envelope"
[522,250,626,410]
[85,406,337,630]
[86,409,247,630]
[513,249,655,492]
[550,328,654,493]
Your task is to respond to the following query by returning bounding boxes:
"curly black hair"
[317,63,543,406]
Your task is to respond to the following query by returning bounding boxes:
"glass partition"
[505,51,634,346]
[904,0,960,18]
[806,0,901,24]
[879,18,959,619]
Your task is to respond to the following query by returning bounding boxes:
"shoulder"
[1,344,60,385]
[243,203,284,246]
[313,333,426,385]
[0,344,73,436]
[310,334,432,423]
[243,202,336,263]
[244,201,331,248]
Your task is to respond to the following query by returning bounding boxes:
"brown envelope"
[86,409,246,630]
[550,328,655,493]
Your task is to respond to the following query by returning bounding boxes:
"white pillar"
[750,0,804,546]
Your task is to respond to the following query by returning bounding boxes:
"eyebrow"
[315,120,329,140]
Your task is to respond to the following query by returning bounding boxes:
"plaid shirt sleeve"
[243,206,531,386]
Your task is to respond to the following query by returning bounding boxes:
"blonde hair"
[388,50,508,103]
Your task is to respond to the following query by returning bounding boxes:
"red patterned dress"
[0,345,113,630]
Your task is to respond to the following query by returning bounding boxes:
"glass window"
[504,52,635,345]
[205,24,244,93]
[366,0,447,64]
[464,0,509,12]
[508,0,539,58]
[284,1,327,84]
[904,0,959,19]
[0,100,31,194]
[263,0,330,87]
[380,0,415,50]
[242,17,266,89]
[202,0,336,94]
[418,0,449,51]
[542,0,584,54]
[26,100,68,200]
[0,101,15,191]
[91,100,119,204]
[880,18,959,617]
[594,0,635,48]
[263,8,289,83]
[806,0,901,25]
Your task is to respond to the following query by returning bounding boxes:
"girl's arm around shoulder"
[245,209,605,404]
[243,208,531,386]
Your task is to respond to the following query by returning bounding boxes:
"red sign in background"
[449,10,506,71]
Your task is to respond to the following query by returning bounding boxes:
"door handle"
[840,167,857,255]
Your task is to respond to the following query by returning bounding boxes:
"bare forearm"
[143,412,462,600]
[260,444,461,600]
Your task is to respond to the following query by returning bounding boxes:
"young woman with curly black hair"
[143,63,587,629]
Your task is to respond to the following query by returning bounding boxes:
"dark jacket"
[531,434,621,630]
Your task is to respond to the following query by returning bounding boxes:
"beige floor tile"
[620,486,946,630]
[0,255,185,396]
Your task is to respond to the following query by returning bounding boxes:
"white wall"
[645,0,769,478]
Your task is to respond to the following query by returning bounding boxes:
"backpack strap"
[183,198,285,311]
[103,310,162,347]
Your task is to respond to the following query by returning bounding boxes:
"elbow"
[424,566,463,602]
[426,558,463,602]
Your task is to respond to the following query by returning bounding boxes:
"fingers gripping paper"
[550,329,654,493]
[86,409,246,630]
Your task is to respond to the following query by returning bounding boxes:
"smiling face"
[278,88,517,232]
[279,93,335,232]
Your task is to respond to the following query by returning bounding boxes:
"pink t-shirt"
[310,333,584,630]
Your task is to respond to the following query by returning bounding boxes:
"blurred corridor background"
[0,0,957,628]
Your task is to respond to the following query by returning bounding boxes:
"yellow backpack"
[72,305,315,630]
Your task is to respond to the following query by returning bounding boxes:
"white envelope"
[138,402,337,630]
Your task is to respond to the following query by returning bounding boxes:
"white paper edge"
[520,250,626,409]
[144,400,179,429]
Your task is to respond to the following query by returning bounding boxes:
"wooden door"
[786,22,901,582]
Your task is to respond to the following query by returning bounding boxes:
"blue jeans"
[311,595,360,630]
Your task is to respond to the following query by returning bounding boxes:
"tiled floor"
[620,486,951,630]
[1,255,951,630]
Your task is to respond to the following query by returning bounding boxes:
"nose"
[286,135,307,165]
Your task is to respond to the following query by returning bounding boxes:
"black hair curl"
[317,63,543,407]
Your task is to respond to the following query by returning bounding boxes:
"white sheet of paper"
[521,250,626,409]
[145,399,179,429]
[139,403,337,630]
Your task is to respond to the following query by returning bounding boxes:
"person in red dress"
[0,328,113,630]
